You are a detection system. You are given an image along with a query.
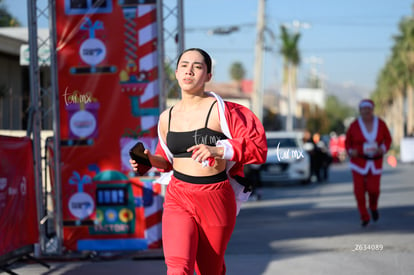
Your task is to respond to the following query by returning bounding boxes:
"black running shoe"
[371,210,379,222]
[361,220,369,227]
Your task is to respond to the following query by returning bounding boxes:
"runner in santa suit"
[130,48,267,275]
[345,99,392,227]
[153,91,267,274]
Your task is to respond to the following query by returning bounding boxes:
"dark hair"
[176,48,212,74]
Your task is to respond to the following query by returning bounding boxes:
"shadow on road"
[226,162,414,274]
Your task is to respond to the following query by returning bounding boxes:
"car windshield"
[267,138,298,148]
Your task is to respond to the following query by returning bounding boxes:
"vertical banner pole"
[177,0,185,54]
[27,0,46,253]
[157,0,166,112]
[48,0,64,255]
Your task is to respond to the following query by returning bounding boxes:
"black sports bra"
[166,101,227,158]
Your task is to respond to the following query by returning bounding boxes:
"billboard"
[54,0,161,251]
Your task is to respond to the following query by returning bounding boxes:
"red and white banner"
[0,136,39,256]
[54,0,162,251]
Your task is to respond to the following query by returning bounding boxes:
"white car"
[259,131,311,184]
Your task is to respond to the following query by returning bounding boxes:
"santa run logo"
[276,142,305,161]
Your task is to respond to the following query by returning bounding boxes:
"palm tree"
[165,62,180,99]
[0,0,21,26]
[372,15,414,148]
[373,50,405,146]
[279,25,301,131]
[394,18,414,135]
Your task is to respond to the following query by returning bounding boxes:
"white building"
[296,88,326,109]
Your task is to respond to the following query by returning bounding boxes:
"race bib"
[363,142,378,156]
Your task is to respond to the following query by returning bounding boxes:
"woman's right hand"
[129,158,138,171]
[130,149,172,171]
[129,149,152,172]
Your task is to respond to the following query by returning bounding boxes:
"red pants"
[162,174,237,275]
[351,171,381,221]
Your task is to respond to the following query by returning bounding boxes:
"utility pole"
[252,0,265,122]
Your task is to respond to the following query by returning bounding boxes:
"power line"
[185,23,255,33]
[167,47,390,54]
[302,47,390,53]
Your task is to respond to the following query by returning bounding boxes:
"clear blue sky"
[4,0,413,93]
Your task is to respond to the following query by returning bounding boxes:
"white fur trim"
[207,91,232,138]
[216,140,234,160]
[153,170,173,185]
[349,161,382,175]
[359,101,373,108]
[358,116,378,142]
[236,200,242,216]
[157,122,173,163]
[208,91,250,214]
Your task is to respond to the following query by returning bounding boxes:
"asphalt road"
[5,161,414,275]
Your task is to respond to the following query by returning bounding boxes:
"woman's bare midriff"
[172,158,227,177]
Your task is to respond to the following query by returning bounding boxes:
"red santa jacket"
[345,116,392,175]
[155,92,268,212]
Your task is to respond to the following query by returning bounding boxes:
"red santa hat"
[359,99,374,109]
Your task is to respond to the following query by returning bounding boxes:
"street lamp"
[207,26,240,35]
[305,56,324,89]
[283,20,311,32]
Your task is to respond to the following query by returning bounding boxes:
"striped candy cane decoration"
[135,3,159,138]
[119,1,161,248]
[128,3,161,248]
[120,2,159,139]
[142,180,163,248]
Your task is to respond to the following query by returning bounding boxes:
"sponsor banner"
[0,136,39,256]
[55,0,161,251]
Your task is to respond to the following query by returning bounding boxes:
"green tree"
[229,62,245,92]
[372,16,414,143]
[301,95,355,135]
[279,25,301,130]
[0,0,21,26]
[324,95,355,134]
[165,62,180,98]
[229,62,245,82]
[305,107,330,134]
[263,108,282,131]
[394,17,414,135]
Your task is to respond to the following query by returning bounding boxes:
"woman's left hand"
[187,144,223,162]
[376,147,385,155]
